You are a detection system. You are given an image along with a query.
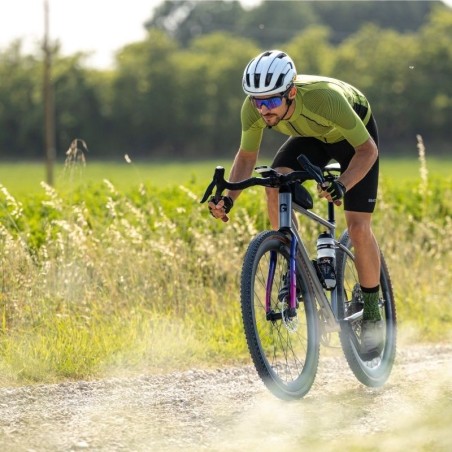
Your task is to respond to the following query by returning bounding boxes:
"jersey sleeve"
[303,87,370,147]
[239,97,264,152]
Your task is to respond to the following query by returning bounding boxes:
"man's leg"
[266,186,279,230]
[345,210,383,358]
[345,210,382,322]
[344,211,380,289]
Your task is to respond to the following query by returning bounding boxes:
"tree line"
[147,0,438,47]
[0,1,450,161]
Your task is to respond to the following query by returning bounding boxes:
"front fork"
[266,232,298,314]
[289,235,298,311]
[266,189,299,316]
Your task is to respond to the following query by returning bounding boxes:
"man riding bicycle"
[208,50,383,358]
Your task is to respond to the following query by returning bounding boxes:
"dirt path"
[1,344,451,451]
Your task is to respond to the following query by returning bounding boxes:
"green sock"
[362,286,382,321]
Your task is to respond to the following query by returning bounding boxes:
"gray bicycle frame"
[278,190,354,333]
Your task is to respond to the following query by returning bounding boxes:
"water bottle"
[316,231,336,290]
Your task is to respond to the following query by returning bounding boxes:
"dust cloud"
[0,343,451,451]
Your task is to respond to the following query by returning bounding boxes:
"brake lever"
[200,180,216,204]
[200,166,226,203]
[297,154,325,184]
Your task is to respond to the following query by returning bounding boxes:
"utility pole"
[43,0,55,186]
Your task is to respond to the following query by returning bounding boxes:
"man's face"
[251,94,288,127]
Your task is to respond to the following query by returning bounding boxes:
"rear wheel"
[336,230,397,386]
[241,230,319,400]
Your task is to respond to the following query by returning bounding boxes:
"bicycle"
[201,155,397,400]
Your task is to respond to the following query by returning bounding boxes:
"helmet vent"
[265,73,273,86]
[254,73,261,87]
[275,73,284,88]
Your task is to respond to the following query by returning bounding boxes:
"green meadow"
[0,156,449,197]
[0,155,450,384]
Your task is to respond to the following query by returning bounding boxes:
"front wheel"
[240,230,319,400]
[336,230,397,387]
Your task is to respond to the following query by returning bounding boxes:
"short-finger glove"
[208,195,234,214]
[323,180,347,201]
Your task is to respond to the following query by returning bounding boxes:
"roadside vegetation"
[0,150,450,384]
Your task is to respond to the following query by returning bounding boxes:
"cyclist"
[208,49,383,359]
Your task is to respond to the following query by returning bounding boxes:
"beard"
[261,100,292,127]
[262,113,282,127]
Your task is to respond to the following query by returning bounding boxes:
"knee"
[347,221,372,246]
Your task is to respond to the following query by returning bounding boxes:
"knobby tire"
[240,230,320,400]
[336,230,397,386]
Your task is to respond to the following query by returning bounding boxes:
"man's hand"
[208,196,234,222]
[318,180,347,206]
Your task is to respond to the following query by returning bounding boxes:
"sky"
[0,0,261,69]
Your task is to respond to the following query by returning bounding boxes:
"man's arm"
[226,149,259,201]
[208,149,258,222]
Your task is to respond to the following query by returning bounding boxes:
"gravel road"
[1,344,451,451]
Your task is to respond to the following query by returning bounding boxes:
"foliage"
[147,0,246,46]
[0,41,42,157]
[147,0,439,47]
[0,159,450,383]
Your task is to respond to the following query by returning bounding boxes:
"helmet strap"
[282,101,291,119]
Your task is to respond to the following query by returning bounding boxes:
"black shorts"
[271,115,379,213]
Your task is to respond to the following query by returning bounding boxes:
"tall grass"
[374,138,452,341]
[0,150,450,384]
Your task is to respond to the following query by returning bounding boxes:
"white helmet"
[242,50,297,96]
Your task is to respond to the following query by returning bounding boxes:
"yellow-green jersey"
[240,75,372,152]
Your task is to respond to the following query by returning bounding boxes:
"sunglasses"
[251,94,285,110]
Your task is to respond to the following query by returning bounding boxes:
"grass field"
[0,155,450,198]
[0,154,450,384]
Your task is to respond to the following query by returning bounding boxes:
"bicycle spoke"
[336,230,397,386]
[241,231,319,399]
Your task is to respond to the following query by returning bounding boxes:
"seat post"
[328,201,336,225]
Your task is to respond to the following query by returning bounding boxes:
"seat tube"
[328,201,336,225]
